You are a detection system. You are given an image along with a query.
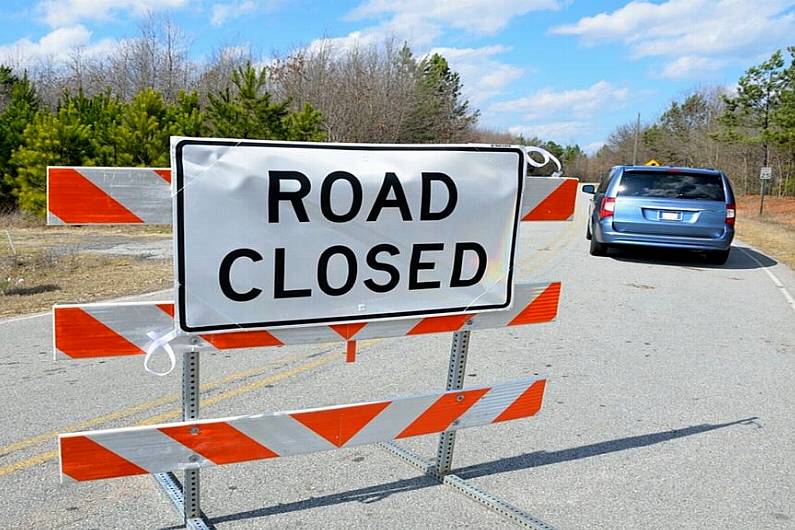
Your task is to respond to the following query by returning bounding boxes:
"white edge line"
[0,288,175,326]
[738,246,795,312]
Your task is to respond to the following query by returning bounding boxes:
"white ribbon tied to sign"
[525,146,563,176]
[144,329,179,376]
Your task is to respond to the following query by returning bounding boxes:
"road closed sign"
[172,138,525,332]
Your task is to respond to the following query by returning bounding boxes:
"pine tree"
[71,91,125,166]
[9,97,96,215]
[207,63,289,139]
[720,50,787,162]
[168,91,206,138]
[114,89,174,166]
[113,89,206,167]
[0,67,39,207]
[770,47,795,194]
[405,53,478,143]
[207,62,325,141]
[283,103,325,142]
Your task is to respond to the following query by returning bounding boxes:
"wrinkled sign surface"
[172,138,524,333]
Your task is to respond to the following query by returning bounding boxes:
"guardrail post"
[435,329,471,476]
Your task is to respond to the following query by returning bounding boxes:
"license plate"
[660,211,682,221]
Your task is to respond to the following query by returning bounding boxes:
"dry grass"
[0,251,172,317]
[736,196,795,269]
[1,213,172,317]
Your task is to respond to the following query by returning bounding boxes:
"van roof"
[615,165,722,175]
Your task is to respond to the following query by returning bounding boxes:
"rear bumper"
[594,220,733,251]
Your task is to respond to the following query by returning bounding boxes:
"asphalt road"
[1,192,794,529]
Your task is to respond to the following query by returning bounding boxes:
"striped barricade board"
[60,378,546,482]
[47,166,577,225]
[53,282,560,359]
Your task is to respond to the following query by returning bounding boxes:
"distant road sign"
[172,139,525,333]
[760,166,772,180]
[644,159,661,166]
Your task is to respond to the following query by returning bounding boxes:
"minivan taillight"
[726,203,736,226]
[599,197,616,219]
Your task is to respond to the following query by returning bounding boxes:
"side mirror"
[582,184,595,194]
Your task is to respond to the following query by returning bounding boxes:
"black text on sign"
[174,140,524,332]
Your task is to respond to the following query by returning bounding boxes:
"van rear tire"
[706,248,730,265]
[589,237,608,256]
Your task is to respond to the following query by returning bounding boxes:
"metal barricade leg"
[182,347,202,525]
[383,328,557,529]
[153,345,210,529]
[435,330,470,477]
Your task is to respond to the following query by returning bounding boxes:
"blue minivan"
[582,166,736,264]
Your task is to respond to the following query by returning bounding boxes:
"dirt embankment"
[1,217,172,317]
[735,195,795,269]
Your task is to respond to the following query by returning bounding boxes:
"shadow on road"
[195,417,758,528]
[607,245,775,270]
[455,417,759,480]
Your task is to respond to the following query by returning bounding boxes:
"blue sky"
[1,1,794,152]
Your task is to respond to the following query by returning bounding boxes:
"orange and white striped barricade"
[52,282,560,359]
[60,378,546,482]
[49,142,575,529]
[47,166,577,225]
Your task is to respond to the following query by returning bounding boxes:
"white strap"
[525,146,562,172]
[144,329,179,376]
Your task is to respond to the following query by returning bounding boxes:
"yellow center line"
[0,450,58,477]
[137,353,337,427]
[0,349,325,461]
[0,341,377,478]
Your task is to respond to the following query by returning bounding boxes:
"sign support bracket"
[153,344,213,529]
[436,329,471,476]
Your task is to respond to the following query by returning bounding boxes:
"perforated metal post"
[182,345,204,528]
[153,343,209,529]
[435,329,471,476]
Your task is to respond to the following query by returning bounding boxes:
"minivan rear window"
[617,172,725,201]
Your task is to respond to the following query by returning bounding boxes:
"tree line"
[581,48,795,197]
[7,16,786,218]
[0,19,479,216]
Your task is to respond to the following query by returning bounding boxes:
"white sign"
[172,138,525,333]
[760,166,772,180]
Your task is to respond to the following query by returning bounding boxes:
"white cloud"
[306,1,558,102]
[305,31,386,56]
[660,56,725,79]
[210,0,284,26]
[551,0,795,78]
[495,81,631,144]
[492,80,629,120]
[0,25,117,68]
[350,0,561,35]
[307,11,444,52]
[38,0,188,28]
[312,0,561,52]
[211,1,256,26]
[428,45,523,104]
[508,121,591,140]
[584,141,606,155]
